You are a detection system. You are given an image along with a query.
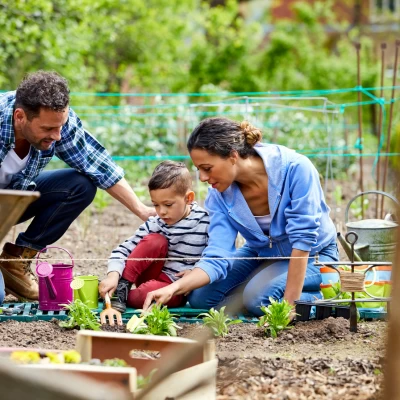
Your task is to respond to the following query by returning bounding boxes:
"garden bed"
[0,178,388,399]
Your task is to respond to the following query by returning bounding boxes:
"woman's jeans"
[189,241,339,316]
[0,169,97,304]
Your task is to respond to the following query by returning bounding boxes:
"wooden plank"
[76,330,211,376]
[136,359,218,400]
[0,358,131,400]
[384,216,400,399]
[22,364,137,393]
[0,190,40,243]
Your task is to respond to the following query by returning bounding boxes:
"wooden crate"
[76,330,217,400]
[76,330,215,376]
[2,331,217,399]
[0,358,132,400]
[22,363,137,393]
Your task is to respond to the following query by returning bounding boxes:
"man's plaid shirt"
[0,91,124,190]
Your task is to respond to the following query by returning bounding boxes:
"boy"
[99,161,209,312]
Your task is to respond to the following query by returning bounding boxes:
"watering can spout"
[337,232,363,262]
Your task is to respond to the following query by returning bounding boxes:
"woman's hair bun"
[240,120,262,146]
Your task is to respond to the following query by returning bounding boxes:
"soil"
[0,170,388,399]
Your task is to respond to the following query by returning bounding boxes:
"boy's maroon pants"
[121,233,186,309]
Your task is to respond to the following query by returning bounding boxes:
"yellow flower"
[10,351,41,364]
[64,350,81,364]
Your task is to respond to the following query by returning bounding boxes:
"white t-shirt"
[255,214,272,234]
[0,149,29,189]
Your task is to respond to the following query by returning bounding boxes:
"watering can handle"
[45,276,57,299]
[35,246,74,267]
[344,190,399,224]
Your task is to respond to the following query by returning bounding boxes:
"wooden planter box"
[76,330,217,399]
[1,331,217,399]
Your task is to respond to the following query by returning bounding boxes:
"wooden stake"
[381,40,400,217]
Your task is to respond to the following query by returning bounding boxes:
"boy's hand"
[175,270,192,278]
[99,272,120,298]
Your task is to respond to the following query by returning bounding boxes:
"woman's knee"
[243,280,284,316]
[188,287,219,309]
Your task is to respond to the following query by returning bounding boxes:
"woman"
[143,117,338,316]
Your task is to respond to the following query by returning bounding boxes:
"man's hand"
[138,205,156,221]
[105,178,156,221]
[99,271,120,298]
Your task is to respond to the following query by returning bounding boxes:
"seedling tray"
[0,302,68,322]
[0,302,259,324]
[94,303,260,324]
[295,301,387,322]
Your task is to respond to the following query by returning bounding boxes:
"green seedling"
[133,304,181,336]
[59,299,101,331]
[126,315,148,334]
[137,369,158,389]
[198,306,242,337]
[374,368,382,375]
[257,298,295,338]
[103,358,128,367]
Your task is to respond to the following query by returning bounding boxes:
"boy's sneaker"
[110,278,132,314]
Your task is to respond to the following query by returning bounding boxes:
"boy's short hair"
[148,161,192,195]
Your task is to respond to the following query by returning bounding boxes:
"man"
[0,71,155,302]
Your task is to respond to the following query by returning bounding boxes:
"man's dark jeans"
[15,169,97,251]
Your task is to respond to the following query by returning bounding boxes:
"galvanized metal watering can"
[345,190,399,262]
[35,246,74,311]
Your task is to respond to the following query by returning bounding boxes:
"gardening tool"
[35,246,74,311]
[100,293,123,326]
[71,275,99,309]
[345,190,399,262]
[337,232,362,261]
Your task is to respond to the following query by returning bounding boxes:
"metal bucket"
[345,191,399,262]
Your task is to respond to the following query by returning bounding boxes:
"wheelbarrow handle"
[344,190,399,223]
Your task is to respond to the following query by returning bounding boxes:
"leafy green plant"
[350,197,370,220]
[103,358,128,367]
[331,282,352,305]
[257,298,295,338]
[127,304,181,336]
[59,299,101,331]
[92,190,112,214]
[137,369,158,390]
[198,306,242,337]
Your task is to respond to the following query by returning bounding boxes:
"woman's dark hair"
[148,161,192,195]
[15,71,70,120]
[187,117,262,159]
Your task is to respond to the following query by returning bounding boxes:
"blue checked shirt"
[0,91,124,190]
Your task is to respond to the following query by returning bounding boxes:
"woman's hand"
[143,268,211,310]
[175,269,192,278]
[99,271,120,298]
[143,285,177,310]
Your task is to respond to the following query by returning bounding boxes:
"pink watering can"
[35,246,74,311]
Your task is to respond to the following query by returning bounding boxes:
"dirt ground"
[0,171,389,399]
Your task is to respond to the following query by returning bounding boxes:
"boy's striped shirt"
[107,202,209,282]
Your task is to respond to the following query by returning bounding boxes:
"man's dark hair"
[148,161,192,196]
[14,71,70,120]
